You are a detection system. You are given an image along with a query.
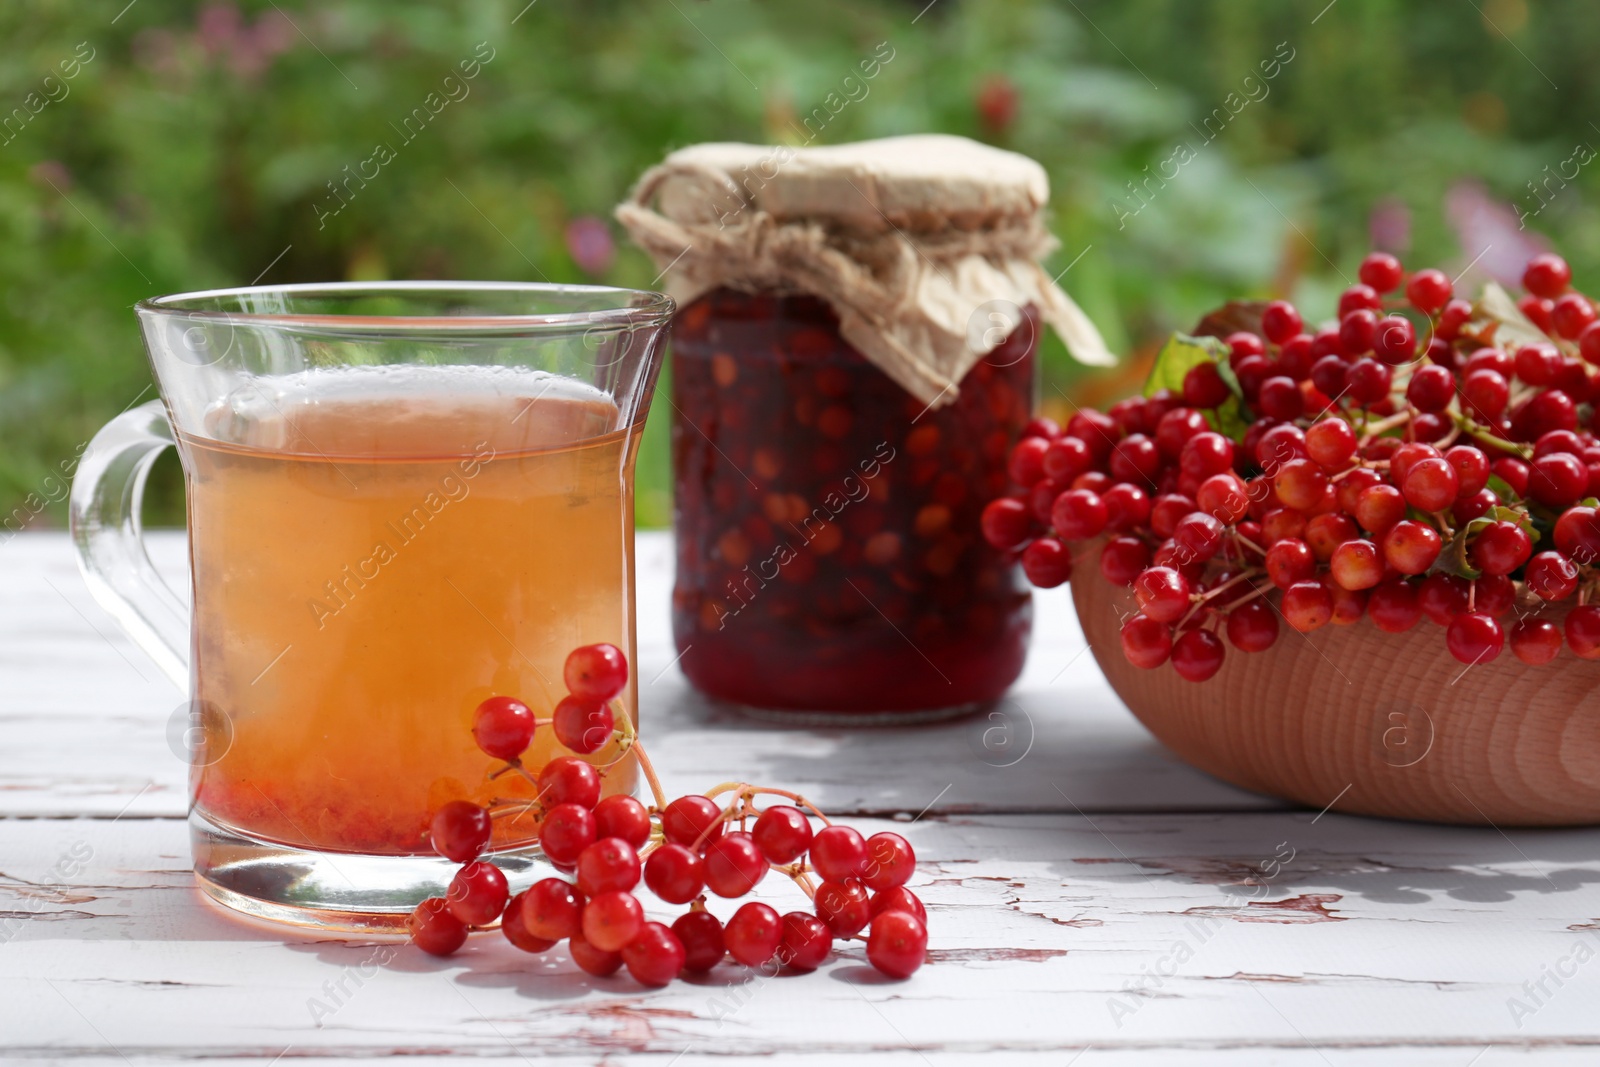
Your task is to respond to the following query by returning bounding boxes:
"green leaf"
[1486,474,1520,503]
[1142,332,1252,442]
[1474,282,1549,352]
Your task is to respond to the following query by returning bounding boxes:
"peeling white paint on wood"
[1,532,1597,1062]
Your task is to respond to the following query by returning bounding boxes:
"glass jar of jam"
[669,289,1038,719]
[617,135,1113,721]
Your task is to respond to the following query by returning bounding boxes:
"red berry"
[752,805,813,865]
[1437,299,1473,342]
[1151,493,1200,538]
[1475,574,1516,617]
[810,825,869,883]
[1262,300,1303,343]
[1265,538,1315,590]
[539,756,602,809]
[1344,358,1392,406]
[1051,488,1108,541]
[447,860,510,927]
[725,901,784,967]
[1226,331,1266,362]
[1183,361,1231,408]
[564,643,628,702]
[1196,473,1249,524]
[522,877,585,941]
[1382,520,1443,575]
[1554,506,1600,563]
[644,843,705,904]
[1444,445,1491,498]
[1305,418,1357,469]
[576,837,641,898]
[1171,629,1225,682]
[1306,512,1359,561]
[672,910,726,972]
[1121,614,1173,669]
[779,912,834,971]
[980,497,1033,550]
[1173,512,1226,563]
[703,832,767,898]
[502,891,557,954]
[1401,457,1459,513]
[1530,453,1587,508]
[568,932,624,977]
[815,878,872,937]
[1309,354,1348,400]
[1104,483,1153,531]
[1551,293,1596,340]
[1567,606,1600,659]
[1406,364,1455,413]
[1339,283,1383,317]
[1360,252,1404,292]
[594,795,651,849]
[1328,582,1368,625]
[1225,597,1279,652]
[1446,613,1504,665]
[662,795,725,849]
[1022,416,1060,441]
[1180,432,1234,479]
[1492,457,1531,498]
[867,911,928,980]
[1021,537,1072,588]
[1521,294,1555,332]
[582,889,644,952]
[1405,268,1452,314]
[1134,566,1191,622]
[1390,441,1441,483]
[409,897,468,957]
[1330,539,1383,591]
[430,800,492,863]
[862,832,916,892]
[1101,537,1151,586]
[1511,618,1563,665]
[1580,322,1600,367]
[472,696,536,761]
[1524,253,1571,298]
[1368,579,1421,633]
[1469,521,1533,577]
[552,695,614,755]
[1257,376,1304,420]
[869,886,928,923]
[539,802,597,867]
[1007,435,1052,487]
[1526,551,1579,601]
[1339,308,1378,356]
[1462,368,1510,420]
[1372,314,1417,365]
[1418,573,1470,626]
[1043,435,1092,481]
[621,922,685,986]
[1282,580,1334,632]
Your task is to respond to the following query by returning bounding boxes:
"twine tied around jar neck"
[615,141,1115,409]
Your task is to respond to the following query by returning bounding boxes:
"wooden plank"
[0,532,1278,819]
[1,813,1596,1059]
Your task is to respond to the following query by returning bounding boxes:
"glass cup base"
[190,810,548,933]
[730,701,985,728]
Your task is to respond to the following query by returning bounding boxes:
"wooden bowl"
[1071,561,1600,826]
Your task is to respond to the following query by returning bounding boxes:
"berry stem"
[1452,415,1533,458]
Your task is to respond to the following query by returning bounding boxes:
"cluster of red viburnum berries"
[408,643,928,984]
[981,251,1600,680]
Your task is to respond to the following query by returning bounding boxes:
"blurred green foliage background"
[2,0,1595,529]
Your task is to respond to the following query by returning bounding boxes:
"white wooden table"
[4,530,1598,1064]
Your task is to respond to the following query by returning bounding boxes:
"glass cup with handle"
[70,282,671,931]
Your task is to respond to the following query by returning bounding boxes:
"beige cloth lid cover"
[615,134,1114,407]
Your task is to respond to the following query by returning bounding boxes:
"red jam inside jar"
[669,288,1036,719]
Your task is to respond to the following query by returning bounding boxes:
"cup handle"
[69,399,190,690]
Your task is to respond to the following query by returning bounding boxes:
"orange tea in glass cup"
[71,283,669,930]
